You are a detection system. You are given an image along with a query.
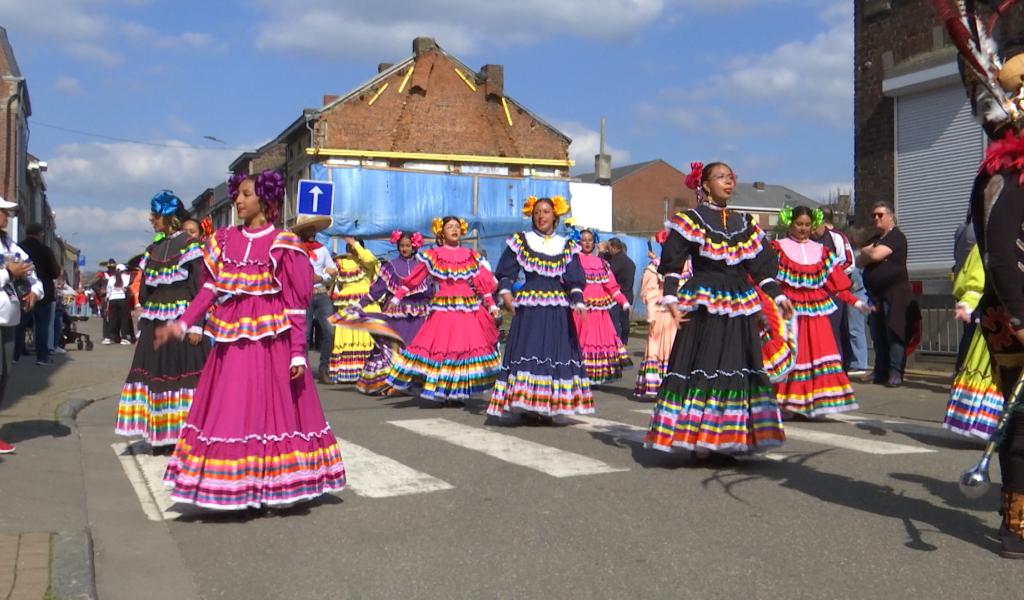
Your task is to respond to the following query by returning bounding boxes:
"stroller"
[61,315,94,351]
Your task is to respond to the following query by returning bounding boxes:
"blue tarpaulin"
[311,164,660,318]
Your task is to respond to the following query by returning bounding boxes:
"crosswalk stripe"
[111,442,174,521]
[565,415,647,444]
[341,440,454,498]
[632,409,937,455]
[389,418,629,477]
[782,426,936,455]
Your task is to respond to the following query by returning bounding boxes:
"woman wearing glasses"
[856,201,920,388]
[644,161,793,457]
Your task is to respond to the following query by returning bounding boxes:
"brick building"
[853,0,1024,282]
[576,160,695,235]
[224,37,577,237]
[0,26,32,240]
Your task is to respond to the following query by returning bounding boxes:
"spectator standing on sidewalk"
[858,201,921,388]
[603,237,635,347]
[105,264,134,345]
[0,197,43,453]
[18,223,62,366]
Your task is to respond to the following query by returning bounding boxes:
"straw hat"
[290,215,333,235]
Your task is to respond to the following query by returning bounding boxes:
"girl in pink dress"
[156,170,346,510]
[386,216,501,405]
[572,228,631,384]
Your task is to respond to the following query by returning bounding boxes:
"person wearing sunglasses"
[857,201,920,387]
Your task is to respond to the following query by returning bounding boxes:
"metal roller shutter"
[895,85,985,273]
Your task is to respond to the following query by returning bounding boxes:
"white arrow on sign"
[309,186,323,213]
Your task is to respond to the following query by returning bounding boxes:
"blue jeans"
[32,300,55,362]
[306,292,335,374]
[847,289,869,370]
[868,300,906,379]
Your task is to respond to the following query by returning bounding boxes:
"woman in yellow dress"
[326,237,380,383]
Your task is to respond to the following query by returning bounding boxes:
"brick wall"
[611,161,696,234]
[317,49,569,161]
[854,0,936,227]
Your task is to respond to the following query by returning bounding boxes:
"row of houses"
[0,28,81,286]
[191,37,818,250]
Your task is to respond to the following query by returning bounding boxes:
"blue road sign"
[297,180,334,216]
[77,254,86,267]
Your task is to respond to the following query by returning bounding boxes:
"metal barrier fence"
[914,294,960,356]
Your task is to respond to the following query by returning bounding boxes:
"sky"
[0,0,854,263]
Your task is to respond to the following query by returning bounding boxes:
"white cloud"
[47,140,240,210]
[54,75,83,96]
[552,120,632,174]
[119,22,220,49]
[254,0,667,58]
[51,205,153,262]
[66,42,125,67]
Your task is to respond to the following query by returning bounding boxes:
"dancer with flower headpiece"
[771,205,871,418]
[155,170,345,510]
[352,230,432,395]
[569,226,631,384]
[386,216,501,404]
[645,162,793,456]
[488,196,593,422]
[115,191,208,451]
[326,236,379,383]
[633,229,687,400]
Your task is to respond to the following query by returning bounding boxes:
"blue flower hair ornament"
[563,222,581,244]
[150,190,182,216]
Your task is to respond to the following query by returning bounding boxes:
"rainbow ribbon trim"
[667,211,764,266]
[507,232,577,277]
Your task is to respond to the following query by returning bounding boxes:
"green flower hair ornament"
[778,205,794,227]
[812,208,825,229]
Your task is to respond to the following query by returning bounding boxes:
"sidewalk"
[0,318,124,600]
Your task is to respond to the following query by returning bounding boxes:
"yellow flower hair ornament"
[522,195,571,217]
[431,216,469,237]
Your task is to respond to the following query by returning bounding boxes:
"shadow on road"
[173,494,344,524]
[0,418,71,444]
[696,452,997,553]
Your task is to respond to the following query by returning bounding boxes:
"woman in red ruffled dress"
[772,205,870,418]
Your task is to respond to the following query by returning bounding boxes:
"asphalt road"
[73,353,1012,600]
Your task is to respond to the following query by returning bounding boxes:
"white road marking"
[634,409,937,455]
[112,442,175,521]
[564,415,647,444]
[783,426,936,455]
[342,440,454,498]
[389,418,628,477]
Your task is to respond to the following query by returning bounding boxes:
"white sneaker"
[120,339,132,345]
[847,369,867,376]
[52,347,67,354]
[102,338,112,345]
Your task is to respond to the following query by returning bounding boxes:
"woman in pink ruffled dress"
[156,170,346,510]
[572,228,630,384]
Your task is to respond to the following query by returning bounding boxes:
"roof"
[729,183,821,211]
[576,159,672,184]
[0,27,30,117]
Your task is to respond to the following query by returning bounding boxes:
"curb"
[52,398,100,600]
[55,398,96,431]
[51,530,97,600]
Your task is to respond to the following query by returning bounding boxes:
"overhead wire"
[30,120,253,151]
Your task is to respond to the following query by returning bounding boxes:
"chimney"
[322,94,339,105]
[378,63,393,73]
[480,64,504,98]
[753,181,766,191]
[594,117,612,185]
[413,37,437,56]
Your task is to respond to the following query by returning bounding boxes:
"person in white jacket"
[0,196,43,454]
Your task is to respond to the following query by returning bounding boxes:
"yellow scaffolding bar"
[305,147,574,167]
[454,68,477,91]
[501,97,513,127]
[398,66,415,93]
[367,82,389,106]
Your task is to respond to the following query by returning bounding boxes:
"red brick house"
[227,37,574,230]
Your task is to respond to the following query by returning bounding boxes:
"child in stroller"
[61,314,94,351]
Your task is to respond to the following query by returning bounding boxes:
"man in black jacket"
[603,238,635,347]
[18,223,61,365]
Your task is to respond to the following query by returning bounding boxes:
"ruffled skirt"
[573,308,629,384]
[946,328,1003,439]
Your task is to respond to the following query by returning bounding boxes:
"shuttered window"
[895,85,985,272]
